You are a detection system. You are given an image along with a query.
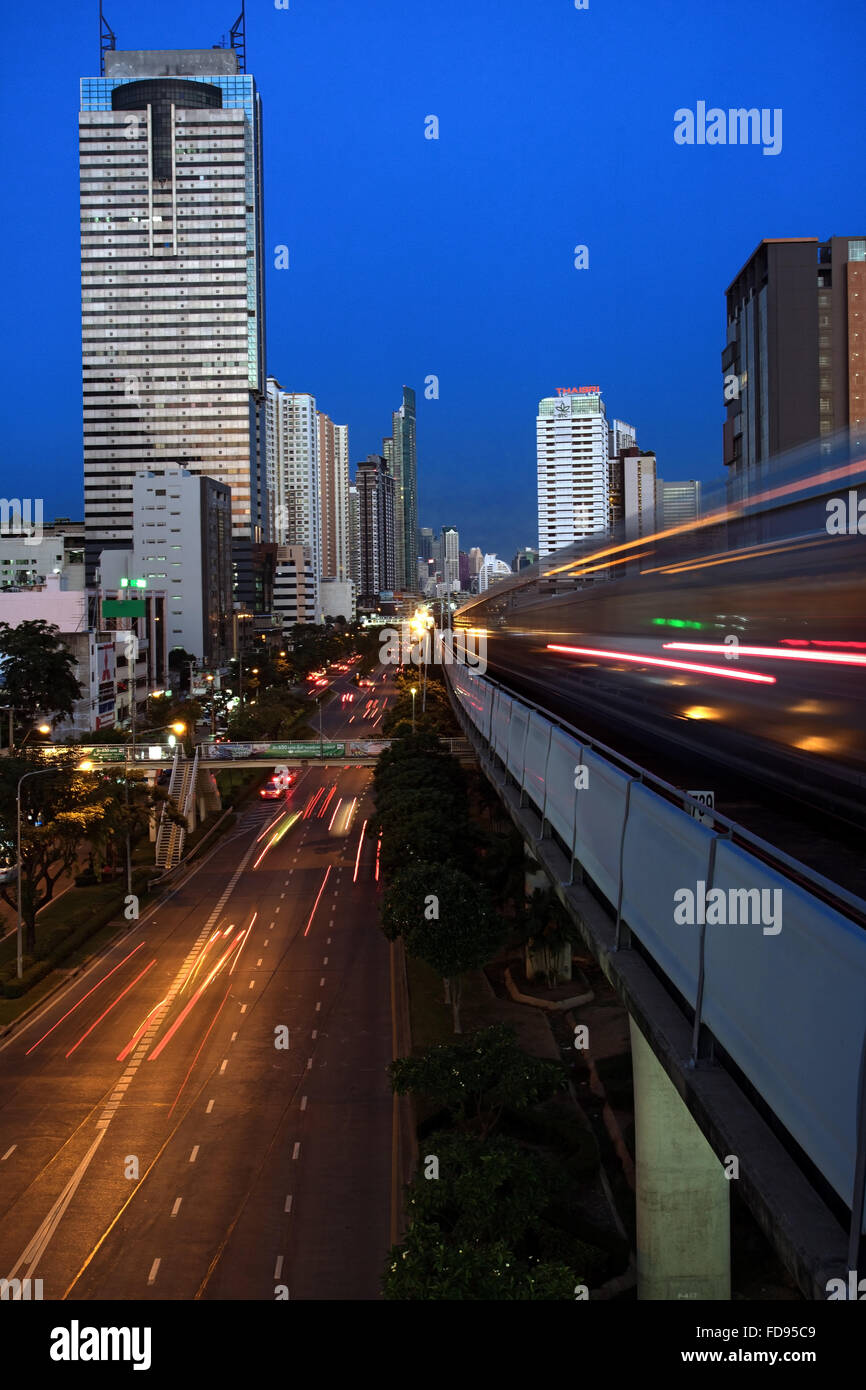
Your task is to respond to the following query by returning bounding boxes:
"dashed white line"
[206,1099,215,1113]
[323,957,328,965]
[315,1002,321,1012]
[1,1145,16,1161]
[147,1258,161,1285]
[292,1142,300,1160]
[311,1030,317,1040]
[240,1004,247,1014]
[219,1059,228,1074]
[257,958,263,967]
[249,980,255,990]
[284,1194,293,1213]
[171,1198,182,1218]
[230,1032,237,1042]
[306,1057,313,1070]
[189,1146,199,1163]
[274,1255,283,1279]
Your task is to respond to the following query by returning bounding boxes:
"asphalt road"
[0,661,397,1301]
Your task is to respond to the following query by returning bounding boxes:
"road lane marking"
[5,1127,108,1285]
[306,1058,312,1069]
[171,1199,182,1218]
[257,958,263,966]
[249,980,255,989]
[189,1146,199,1163]
[230,1032,237,1042]
[240,1005,247,1014]
[206,1099,215,1113]
[1,1145,16,1161]
[323,957,328,965]
[274,1255,283,1279]
[300,1096,307,1111]
[315,1002,321,1011]
[147,1258,160,1285]
[292,1143,300,1160]
[311,1030,317,1040]
[219,1060,228,1074]
[284,1195,293,1212]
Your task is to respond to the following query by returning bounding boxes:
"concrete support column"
[630,1018,730,1299]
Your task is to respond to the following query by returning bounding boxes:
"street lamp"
[411,686,417,734]
[16,765,65,979]
[19,722,51,751]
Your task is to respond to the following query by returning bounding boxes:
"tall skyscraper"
[722,236,866,482]
[355,455,395,605]
[317,412,349,582]
[608,419,638,530]
[347,484,361,596]
[536,389,610,558]
[265,382,321,578]
[441,525,460,593]
[383,386,418,591]
[418,527,434,561]
[80,37,266,584]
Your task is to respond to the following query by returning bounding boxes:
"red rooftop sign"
[556,386,601,395]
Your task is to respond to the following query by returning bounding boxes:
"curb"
[503,964,594,1012]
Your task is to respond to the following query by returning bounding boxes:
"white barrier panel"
[705,841,866,1229]
[542,726,584,847]
[491,687,512,761]
[506,701,530,781]
[621,784,713,1006]
[523,711,552,807]
[573,750,632,909]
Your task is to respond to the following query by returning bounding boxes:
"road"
[0,661,398,1301]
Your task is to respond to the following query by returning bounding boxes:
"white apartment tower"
[80,46,266,584]
[317,413,349,582]
[536,389,610,558]
[623,452,657,542]
[266,381,321,578]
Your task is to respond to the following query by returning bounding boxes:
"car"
[260,769,296,799]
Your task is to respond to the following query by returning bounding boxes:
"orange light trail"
[117,995,169,1062]
[546,644,777,684]
[374,834,381,882]
[664,642,866,666]
[328,797,343,830]
[25,943,147,1056]
[318,784,337,818]
[303,787,324,820]
[304,866,332,937]
[148,930,246,1062]
[353,818,368,882]
[65,959,157,1059]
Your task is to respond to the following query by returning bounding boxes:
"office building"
[458,551,471,589]
[383,386,418,591]
[0,520,86,591]
[537,389,610,558]
[478,554,512,593]
[623,451,658,542]
[512,546,538,573]
[273,544,318,626]
[441,525,460,593]
[657,478,701,529]
[319,577,356,623]
[608,419,638,529]
[80,38,267,584]
[468,546,483,577]
[722,236,866,482]
[355,454,396,605]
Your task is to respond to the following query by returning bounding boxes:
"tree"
[384,1221,574,1300]
[405,886,505,1032]
[0,620,82,735]
[0,756,117,955]
[379,809,468,879]
[389,1025,566,1133]
[167,647,198,693]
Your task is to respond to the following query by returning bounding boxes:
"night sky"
[1,0,863,562]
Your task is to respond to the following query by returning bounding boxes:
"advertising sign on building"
[95,642,116,729]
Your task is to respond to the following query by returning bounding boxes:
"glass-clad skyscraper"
[79,47,266,584]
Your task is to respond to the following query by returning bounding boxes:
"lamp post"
[124,721,186,897]
[16,765,66,979]
[411,686,417,734]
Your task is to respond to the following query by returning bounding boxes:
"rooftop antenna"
[230,1,246,72]
[99,1,116,77]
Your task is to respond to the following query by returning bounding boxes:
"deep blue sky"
[1,0,863,562]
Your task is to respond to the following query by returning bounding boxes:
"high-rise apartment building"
[722,236,866,482]
[317,413,349,582]
[347,484,361,596]
[608,419,638,530]
[536,389,610,558]
[468,546,484,577]
[441,525,460,593]
[265,382,321,578]
[383,387,418,591]
[80,43,266,584]
[355,455,395,605]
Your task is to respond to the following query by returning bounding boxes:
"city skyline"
[2,1,862,560]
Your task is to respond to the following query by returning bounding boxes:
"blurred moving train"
[454,437,866,821]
